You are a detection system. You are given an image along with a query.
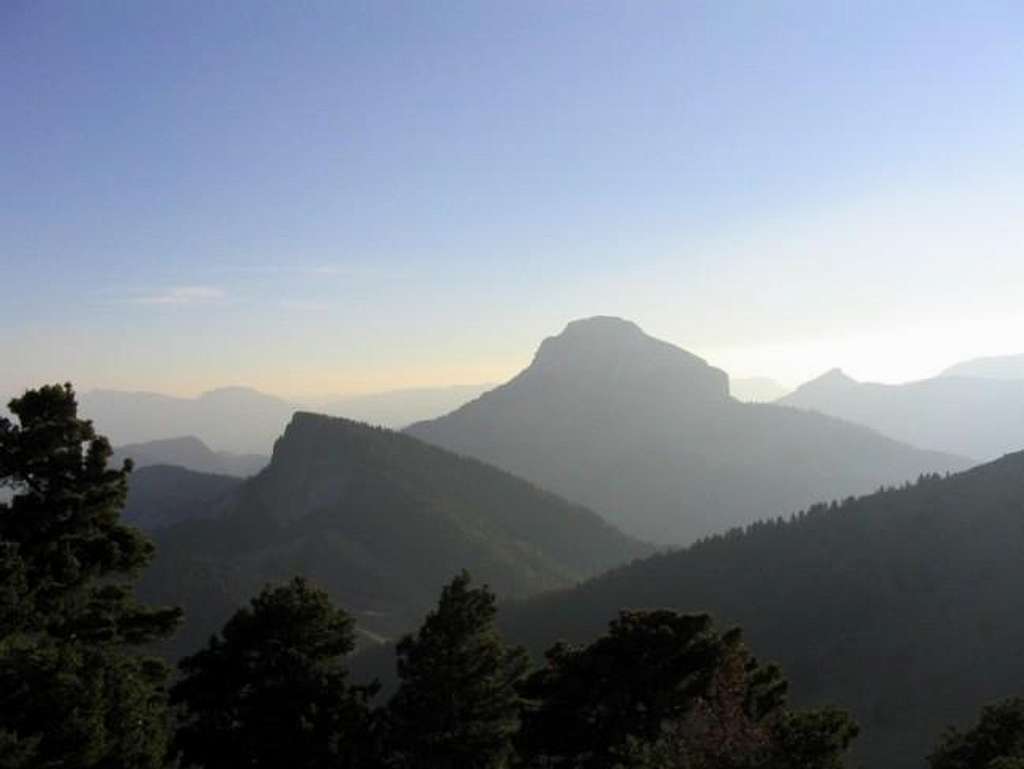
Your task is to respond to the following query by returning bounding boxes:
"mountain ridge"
[496,449,1024,769]
[113,435,268,477]
[138,412,651,656]
[780,367,1024,460]
[408,317,970,544]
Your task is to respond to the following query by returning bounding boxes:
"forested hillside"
[138,412,650,656]
[499,452,1024,769]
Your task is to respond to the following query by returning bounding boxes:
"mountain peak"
[526,317,729,402]
[271,411,366,460]
[560,315,645,338]
[811,367,856,386]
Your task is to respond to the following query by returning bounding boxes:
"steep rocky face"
[409,318,970,544]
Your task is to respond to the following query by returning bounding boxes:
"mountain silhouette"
[81,387,294,455]
[113,435,268,477]
[407,317,970,544]
[780,367,1024,460]
[80,383,491,455]
[137,412,650,656]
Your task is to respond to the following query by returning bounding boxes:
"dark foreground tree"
[518,609,857,769]
[928,697,1024,769]
[386,570,530,769]
[0,383,181,769]
[172,576,377,769]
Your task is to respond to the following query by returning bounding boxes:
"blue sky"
[3,1,1023,397]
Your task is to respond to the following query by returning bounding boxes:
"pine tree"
[928,698,1024,769]
[518,609,856,769]
[386,570,530,769]
[0,383,182,769]
[171,576,377,769]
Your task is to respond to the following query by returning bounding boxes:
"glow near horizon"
[2,3,1023,399]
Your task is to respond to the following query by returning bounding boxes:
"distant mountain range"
[408,317,969,544]
[80,384,489,455]
[137,412,650,656]
[81,387,294,456]
[113,436,268,477]
[940,352,1024,380]
[496,450,1024,769]
[317,384,492,429]
[779,367,1024,460]
[729,376,790,402]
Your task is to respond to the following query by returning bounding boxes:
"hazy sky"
[3,2,1023,398]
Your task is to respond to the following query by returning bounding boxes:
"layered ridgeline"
[318,384,492,429]
[81,386,295,456]
[113,435,268,477]
[499,451,1024,769]
[408,317,969,544]
[81,384,489,456]
[137,412,649,656]
[780,368,1024,461]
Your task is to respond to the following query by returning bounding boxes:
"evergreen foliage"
[929,698,1024,769]
[518,609,855,769]
[499,453,1024,769]
[171,576,378,769]
[386,571,530,769]
[0,383,181,769]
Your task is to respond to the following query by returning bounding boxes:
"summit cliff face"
[408,317,970,544]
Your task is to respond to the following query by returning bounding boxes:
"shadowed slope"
[499,452,1024,769]
[138,413,650,656]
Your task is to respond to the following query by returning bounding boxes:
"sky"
[3,1,1023,399]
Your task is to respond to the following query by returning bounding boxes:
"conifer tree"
[0,383,182,769]
[928,698,1024,769]
[518,609,856,769]
[386,570,530,769]
[171,576,377,769]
